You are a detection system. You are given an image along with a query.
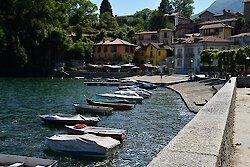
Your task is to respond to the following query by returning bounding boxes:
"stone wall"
[147,77,237,167]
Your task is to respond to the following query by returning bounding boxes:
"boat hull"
[73,103,113,115]
[0,154,57,167]
[45,134,120,158]
[39,114,100,126]
[66,125,127,141]
[86,99,134,110]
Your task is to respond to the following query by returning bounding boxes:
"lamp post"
[246,56,250,75]
[190,59,193,74]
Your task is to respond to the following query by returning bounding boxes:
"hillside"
[193,0,244,18]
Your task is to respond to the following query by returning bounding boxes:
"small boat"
[0,153,57,167]
[73,103,113,115]
[39,113,100,126]
[86,99,135,110]
[136,82,158,89]
[97,93,144,102]
[194,100,208,106]
[91,98,137,104]
[114,90,151,98]
[66,124,127,141]
[45,134,120,158]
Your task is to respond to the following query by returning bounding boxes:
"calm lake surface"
[0,78,195,167]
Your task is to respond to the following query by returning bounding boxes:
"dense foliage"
[0,0,195,76]
[100,0,113,16]
[201,46,250,76]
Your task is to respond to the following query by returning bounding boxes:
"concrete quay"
[126,75,250,167]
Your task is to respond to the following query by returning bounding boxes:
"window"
[104,47,107,52]
[125,46,129,52]
[164,32,168,38]
[177,48,182,57]
[98,47,101,53]
[197,48,201,55]
[158,51,161,56]
[177,59,182,67]
[111,46,117,52]
[151,35,157,40]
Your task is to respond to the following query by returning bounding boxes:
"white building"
[229,33,250,48]
[173,35,232,74]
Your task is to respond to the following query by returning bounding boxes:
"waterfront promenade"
[127,75,250,166]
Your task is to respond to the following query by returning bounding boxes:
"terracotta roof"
[135,31,157,35]
[199,18,237,25]
[199,11,215,17]
[150,43,172,50]
[200,23,234,30]
[199,36,231,42]
[95,38,136,46]
[174,36,231,44]
[229,33,250,38]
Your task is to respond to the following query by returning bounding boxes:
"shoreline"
[126,75,225,113]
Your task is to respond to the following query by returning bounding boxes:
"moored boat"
[45,134,120,158]
[91,98,137,104]
[86,99,135,110]
[114,90,151,98]
[39,113,100,126]
[66,124,127,141]
[0,153,58,167]
[97,93,144,102]
[136,82,158,89]
[73,103,113,115]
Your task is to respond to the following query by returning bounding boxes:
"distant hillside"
[193,0,244,18]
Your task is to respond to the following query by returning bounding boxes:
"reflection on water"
[0,78,194,167]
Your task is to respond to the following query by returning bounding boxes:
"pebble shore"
[127,75,225,113]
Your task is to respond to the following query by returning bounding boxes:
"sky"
[90,0,216,16]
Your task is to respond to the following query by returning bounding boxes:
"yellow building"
[135,43,171,66]
[200,23,234,39]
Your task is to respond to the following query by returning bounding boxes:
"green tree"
[99,12,118,30]
[172,0,194,18]
[235,17,245,34]
[149,11,168,31]
[128,8,153,31]
[100,0,113,16]
[158,0,174,14]
[200,49,219,76]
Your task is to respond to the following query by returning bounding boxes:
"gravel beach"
[126,75,225,113]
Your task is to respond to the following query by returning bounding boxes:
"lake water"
[0,78,194,167]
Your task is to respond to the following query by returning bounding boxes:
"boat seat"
[8,162,25,167]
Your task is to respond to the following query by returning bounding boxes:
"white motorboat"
[0,154,57,167]
[97,93,144,102]
[39,113,100,126]
[45,134,121,158]
[114,89,151,98]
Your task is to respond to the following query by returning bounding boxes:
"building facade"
[135,43,171,66]
[230,33,250,47]
[173,36,232,74]
[199,23,234,39]
[94,38,136,64]
[135,29,174,46]
[244,0,250,31]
